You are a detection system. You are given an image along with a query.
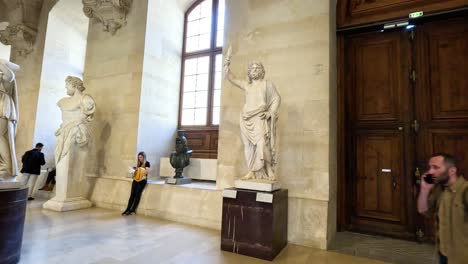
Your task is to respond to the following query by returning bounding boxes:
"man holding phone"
[417,153,468,264]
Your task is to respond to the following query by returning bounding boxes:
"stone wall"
[83,0,149,177]
[137,0,187,177]
[217,0,337,249]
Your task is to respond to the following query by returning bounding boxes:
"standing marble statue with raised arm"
[223,47,281,181]
[43,76,96,211]
[0,59,20,182]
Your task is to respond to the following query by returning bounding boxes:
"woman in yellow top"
[122,152,150,215]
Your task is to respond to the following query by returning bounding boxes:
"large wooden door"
[345,29,415,238]
[343,17,468,240]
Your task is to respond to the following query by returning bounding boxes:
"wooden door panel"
[425,19,468,120]
[356,132,404,222]
[351,32,405,121]
[428,129,468,178]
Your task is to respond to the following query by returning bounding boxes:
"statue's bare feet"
[241,171,254,180]
[267,175,276,181]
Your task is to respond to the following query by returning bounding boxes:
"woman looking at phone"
[122,152,150,215]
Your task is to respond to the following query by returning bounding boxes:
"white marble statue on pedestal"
[43,76,95,211]
[0,59,21,189]
[223,47,281,189]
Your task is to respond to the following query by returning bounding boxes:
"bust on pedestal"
[43,76,95,212]
[166,130,193,185]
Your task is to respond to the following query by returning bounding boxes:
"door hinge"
[410,69,416,82]
[414,167,421,185]
[411,119,420,133]
[409,29,415,41]
[416,227,425,241]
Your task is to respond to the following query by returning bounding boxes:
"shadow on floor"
[329,232,438,264]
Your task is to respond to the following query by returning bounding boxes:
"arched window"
[179,0,225,158]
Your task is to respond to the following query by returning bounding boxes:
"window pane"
[216,30,224,47]
[183,75,196,92]
[200,0,212,18]
[182,109,195,126]
[188,5,201,21]
[198,33,210,50]
[195,91,208,108]
[185,36,198,53]
[214,72,221,90]
[212,107,220,125]
[197,56,209,74]
[199,17,211,35]
[184,58,197,76]
[186,20,200,37]
[194,108,207,125]
[213,90,221,107]
[196,74,209,91]
[182,92,195,108]
[215,54,222,72]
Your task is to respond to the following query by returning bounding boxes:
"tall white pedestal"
[43,145,92,212]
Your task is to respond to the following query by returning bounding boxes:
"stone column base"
[42,197,92,212]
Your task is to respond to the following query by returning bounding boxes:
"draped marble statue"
[224,48,281,181]
[0,59,20,181]
[54,76,95,165]
[43,76,95,211]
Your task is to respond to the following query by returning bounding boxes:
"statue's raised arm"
[223,46,245,90]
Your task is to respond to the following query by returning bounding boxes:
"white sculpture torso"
[0,60,20,180]
[55,77,95,165]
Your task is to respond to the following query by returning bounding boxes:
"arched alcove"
[33,0,89,167]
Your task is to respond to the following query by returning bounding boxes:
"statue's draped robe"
[0,71,19,177]
[240,80,280,178]
[55,94,95,165]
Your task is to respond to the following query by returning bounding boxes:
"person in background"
[122,152,150,215]
[417,153,468,264]
[21,143,46,200]
[38,167,56,191]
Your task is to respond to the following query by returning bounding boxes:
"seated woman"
[122,152,150,215]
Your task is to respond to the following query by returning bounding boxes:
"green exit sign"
[409,11,424,18]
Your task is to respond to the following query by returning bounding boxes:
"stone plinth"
[234,179,281,192]
[165,177,192,185]
[221,188,288,261]
[43,145,92,212]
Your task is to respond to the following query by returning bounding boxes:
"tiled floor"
[330,231,438,264]
[20,201,387,264]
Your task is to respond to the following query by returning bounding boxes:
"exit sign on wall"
[409,11,424,18]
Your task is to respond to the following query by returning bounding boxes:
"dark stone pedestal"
[0,187,28,264]
[221,188,288,261]
[165,177,192,185]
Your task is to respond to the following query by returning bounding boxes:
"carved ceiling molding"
[82,0,132,35]
[0,24,37,57]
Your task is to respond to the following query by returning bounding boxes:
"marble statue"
[223,47,281,181]
[170,130,193,178]
[55,76,95,165]
[0,59,20,181]
[43,76,95,211]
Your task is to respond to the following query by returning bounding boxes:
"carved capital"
[82,0,132,35]
[0,24,37,57]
